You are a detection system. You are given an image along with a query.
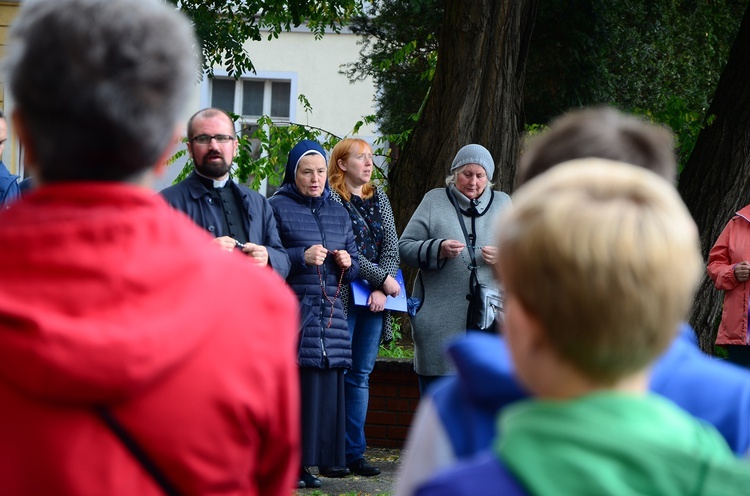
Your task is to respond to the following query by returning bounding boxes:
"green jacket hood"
[495,392,750,496]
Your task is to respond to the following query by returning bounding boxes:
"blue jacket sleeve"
[257,196,291,279]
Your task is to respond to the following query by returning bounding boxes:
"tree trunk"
[678,3,750,353]
[389,0,539,234]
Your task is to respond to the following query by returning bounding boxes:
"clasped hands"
[213,236,269,266]
[440,239,498,265]
[734,261,750,282]
[304,244,352,270]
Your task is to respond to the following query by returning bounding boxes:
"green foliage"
[242,98,398,190]
[172,0,746,187]
[633,97,716,173]
[363,0,741,144]
[344,0,442,136]
[378,316,414,359]
[166,138,194,184]
[525,0,745,125]
[713,345,729,359]
[165,144,188,169]
[171,0,364,78]
[524,0,746,173]
[524,123,547,137]
[243,116,341,190]
[347,0,744,174]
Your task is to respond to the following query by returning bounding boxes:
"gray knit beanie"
[450,144,495,178]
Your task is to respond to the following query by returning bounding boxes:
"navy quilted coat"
[269,174,358,370]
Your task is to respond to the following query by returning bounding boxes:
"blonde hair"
[497,158,702,383]
[328,138,375,202]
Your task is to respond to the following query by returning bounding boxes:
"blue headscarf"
[282,140,328,185]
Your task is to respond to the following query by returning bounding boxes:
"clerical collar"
[195,170,230,189]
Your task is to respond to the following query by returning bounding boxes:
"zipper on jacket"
[312,203,331,365]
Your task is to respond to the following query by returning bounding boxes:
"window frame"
[199,70,298,127]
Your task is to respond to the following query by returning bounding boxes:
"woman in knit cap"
[399,144,511,394]
[269,139,359,489]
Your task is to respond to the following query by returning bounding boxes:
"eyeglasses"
[189,134,235,144]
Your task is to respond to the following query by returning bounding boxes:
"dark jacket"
[160,171,290,278]
[0,162,19,207]
[269,180,358,370]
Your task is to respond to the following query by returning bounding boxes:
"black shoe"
[347,458,381,477]
[297,478,306,489]
[300,468,322,488]
[318,466,351,478]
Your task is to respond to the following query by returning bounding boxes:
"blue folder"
[351,269,408,312]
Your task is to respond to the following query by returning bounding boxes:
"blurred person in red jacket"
[0,0,300,495]
[708,206,750,368]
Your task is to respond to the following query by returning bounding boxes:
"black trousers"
[723,344,750,369]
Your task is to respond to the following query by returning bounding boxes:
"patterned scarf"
[344,191,383,263]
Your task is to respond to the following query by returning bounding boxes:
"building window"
[210,77,292,122]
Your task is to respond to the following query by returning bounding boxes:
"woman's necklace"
[317,261,347,329]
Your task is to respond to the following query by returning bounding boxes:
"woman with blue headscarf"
[269,140,359,489]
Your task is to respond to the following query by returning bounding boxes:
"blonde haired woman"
[328,138,400,476]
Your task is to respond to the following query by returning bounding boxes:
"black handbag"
[466,268,503,332]
[446,187,503,332]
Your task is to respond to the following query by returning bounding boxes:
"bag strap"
[447,187,496,301]
[346,194,395,293]
[97,407,182,496]
[344,194,377,243]
[446,187,478,270]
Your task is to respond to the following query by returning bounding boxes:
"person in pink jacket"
[708,205,750,367]
[0,1,300,495]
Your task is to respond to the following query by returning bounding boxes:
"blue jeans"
[344,301,384,464]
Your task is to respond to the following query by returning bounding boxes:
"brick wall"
[365,357,419,448]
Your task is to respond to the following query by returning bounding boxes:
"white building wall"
[245,29,378,139]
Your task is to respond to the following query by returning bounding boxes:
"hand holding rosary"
[313,247,349,328]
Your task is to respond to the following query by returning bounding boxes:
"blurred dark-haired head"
[3,0,198,183]
[517,107,676,187]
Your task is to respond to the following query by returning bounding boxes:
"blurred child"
[395,108,750,496]
[415,159,750,495]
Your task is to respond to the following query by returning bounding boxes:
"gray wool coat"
[399,185,511,376]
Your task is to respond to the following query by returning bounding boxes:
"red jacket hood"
[0,183,234,406]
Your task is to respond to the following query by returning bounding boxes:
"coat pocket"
[297,294,318,351]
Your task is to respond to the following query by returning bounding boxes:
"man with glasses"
[162,107,290,277]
